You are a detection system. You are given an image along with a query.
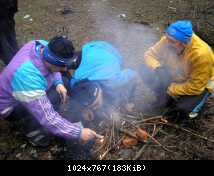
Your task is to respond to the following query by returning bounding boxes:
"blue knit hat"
[166,20,193,44]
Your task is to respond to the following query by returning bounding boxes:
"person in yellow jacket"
[140,20,214,119]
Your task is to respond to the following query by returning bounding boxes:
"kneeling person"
[0,36,98,147]
[140,20,214,119]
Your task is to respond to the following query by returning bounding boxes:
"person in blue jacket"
[67,40,137,114]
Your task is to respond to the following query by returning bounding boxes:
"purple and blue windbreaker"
[0,40,82,139]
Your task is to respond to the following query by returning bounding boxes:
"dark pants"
[0,16,18,65]
[138,64,210,115]
[167,90,211,116]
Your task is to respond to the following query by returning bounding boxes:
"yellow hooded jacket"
[144,34,214,96]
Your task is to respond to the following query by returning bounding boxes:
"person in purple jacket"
[0,36,98,147]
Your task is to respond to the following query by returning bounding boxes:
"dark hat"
[71,80,102,107]
[48,36,75,59]
[43,36,81,69]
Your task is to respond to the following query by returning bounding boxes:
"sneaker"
[189,112,199,119]
[26,129,50,147]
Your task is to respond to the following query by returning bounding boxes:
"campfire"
[92,111,214,160]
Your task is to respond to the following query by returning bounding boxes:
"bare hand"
[56,84,67,104]
[80,128,97,142]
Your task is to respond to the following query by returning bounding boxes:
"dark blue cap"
[43,36,80,69]
[71,80,102,107]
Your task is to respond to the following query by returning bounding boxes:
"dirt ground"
[0,0,214,160]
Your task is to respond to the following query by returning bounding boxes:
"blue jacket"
[70,41,137,90]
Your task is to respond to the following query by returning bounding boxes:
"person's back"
[187,34,214,92]
[69,41,137,107]
[70,41,123,85]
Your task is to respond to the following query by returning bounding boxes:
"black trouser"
[166,90,211,116]
[138,64,210,115]
[0,15,18,65]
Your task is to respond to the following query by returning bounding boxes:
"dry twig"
[161,122,214,143]
[99,137,123,160]
[133,125,160,160]
[137,116,163,123]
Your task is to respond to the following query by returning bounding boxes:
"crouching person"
[66,40,138,111]
[0,36,98,147]
[139,20,214,119]
[59,80,104,159]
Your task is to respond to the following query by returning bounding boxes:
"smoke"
[86,1,187,114]
[61,1,184,125]
[84,1,164,113]
[87,1,159,68]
